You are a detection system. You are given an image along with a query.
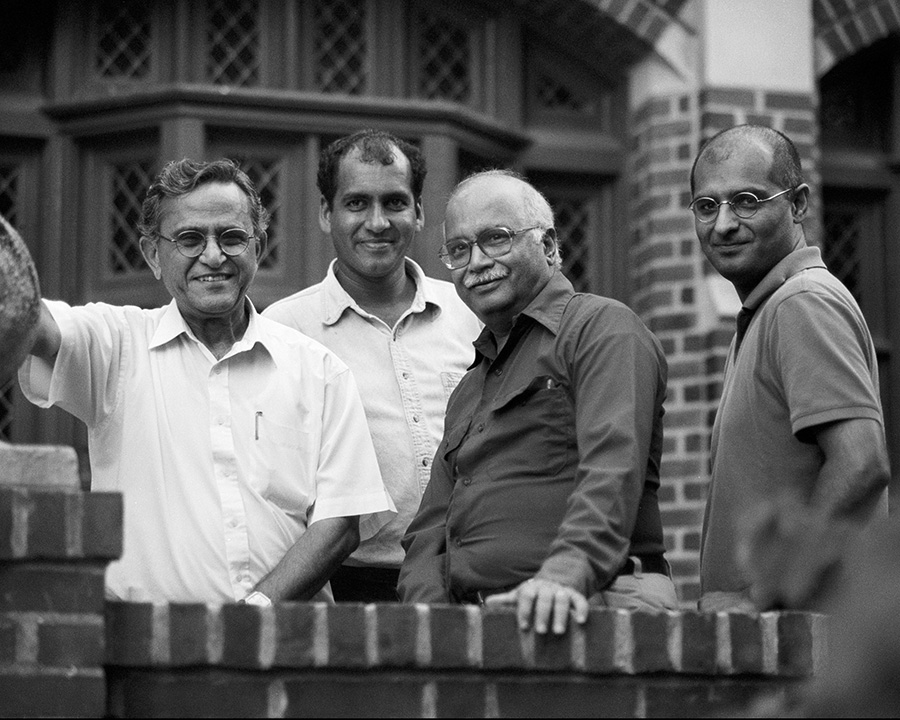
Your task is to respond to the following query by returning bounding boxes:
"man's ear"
[140,236,162,280]
[542,228,558,261]
[254,231,268,263]
[319,197,332,234]
[791,184,810,223]
[415,198,425,231]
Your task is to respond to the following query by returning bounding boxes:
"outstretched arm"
[0,214,60,372]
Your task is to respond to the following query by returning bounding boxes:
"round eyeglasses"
[689,188,794,223]
[157,228,254,258]
[439,226,547,270]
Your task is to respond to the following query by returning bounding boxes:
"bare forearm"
[254,516,360,601]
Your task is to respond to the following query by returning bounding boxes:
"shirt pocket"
[487,375,574,479]
[441,418,472,462]
[249,415,312,516]
[440,371,466,403]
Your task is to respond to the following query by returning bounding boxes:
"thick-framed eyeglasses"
[439,225,547,269]
[688,188,795,223]
[156,228,254,258]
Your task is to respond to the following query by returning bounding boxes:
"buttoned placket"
[208,360,252,599]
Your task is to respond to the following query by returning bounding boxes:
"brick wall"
[105,601,825,718]
[0,484,123,718]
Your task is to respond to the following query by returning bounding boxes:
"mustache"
[463,268,509,289]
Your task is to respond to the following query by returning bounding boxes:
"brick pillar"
[0,461,123,717]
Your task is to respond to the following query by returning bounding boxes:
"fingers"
[496,578,588,635]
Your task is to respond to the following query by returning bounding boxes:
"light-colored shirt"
[264,259,481,568]
[19,299,393,603]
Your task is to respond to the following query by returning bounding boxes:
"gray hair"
[448,169,561,269]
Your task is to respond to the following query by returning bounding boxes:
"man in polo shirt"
[13,158,393,604]
[399,170,677,634]
[691,125,890,612]
[264,130,480,602]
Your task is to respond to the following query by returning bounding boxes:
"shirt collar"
[149,298,276,364]
[742,245,826,312]
[319,257,442,325]
[472,270,574,361]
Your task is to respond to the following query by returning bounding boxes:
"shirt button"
[422,458,430,467]
[462,477,471,486]
[413,415,419,423]
[494,368,502,376]
[477,424,485,433]
[402,372,410,379]
[454,537,462,547]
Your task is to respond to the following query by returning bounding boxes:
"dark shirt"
[399,271,668,602]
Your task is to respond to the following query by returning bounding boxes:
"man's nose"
[199,237,227,266]
[713,202,740,233]
[365,204,390,232]
[467,242,494,271]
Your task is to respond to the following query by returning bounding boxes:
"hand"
[484,577,589,635]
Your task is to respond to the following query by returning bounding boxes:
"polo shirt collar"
[149,298,276,364]
[319,257,440,325]
[472,269,574,360]
[742,245,826,312]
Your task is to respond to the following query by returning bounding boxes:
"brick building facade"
[1,0,898,607]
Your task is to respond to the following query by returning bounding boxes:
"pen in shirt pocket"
[255,411,263,440]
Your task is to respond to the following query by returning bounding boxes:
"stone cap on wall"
[105,601,826,678]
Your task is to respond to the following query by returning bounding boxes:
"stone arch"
[814,0,900,77]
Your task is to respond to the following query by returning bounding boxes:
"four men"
[15,158,393,604]
[264,131,480,601]
[691,125,890,612]
[399,170,677,632]
[10,123,888,614]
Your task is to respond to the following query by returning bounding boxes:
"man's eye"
[480,229,511,246]
[446,242,470,258]
[176,232,205,247]
[386,198,409,211]
[732,193,759,209]
[220,231,249,247]
[694,199,717,214]
[345,198,366,210]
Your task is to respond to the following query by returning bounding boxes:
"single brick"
[0,671,105,717]
[327,603,368,668]
[109,668,271,718]
[221,604,263,669]
[534,628,574,671]
[778,612,814,677]
[0,488,14,558]
[584,608,619,673]
[0,563,105,613]
[482,608,527,669]
[632,611,673,673]
[429,605,472,668]
[435,677,488,718]
[38,621,104,668]
[273,603,317,668]
[680,611,717,674]
[729,612,764,674]
[284,675,424,718]
[169,603,209,666]
[26,492,71,558]
[81,492,123,559]
[105,601,154,666]
[374,603,418,667]
[496,677,638,718]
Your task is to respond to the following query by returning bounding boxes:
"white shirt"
[19,299,394,603]
[264,259,481,567]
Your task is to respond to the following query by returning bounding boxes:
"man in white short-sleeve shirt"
[14,158,393,605]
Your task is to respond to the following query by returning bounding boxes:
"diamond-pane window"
[109,161,154,275]
[240,158,283,270]
[0,164,20,226]
[823,208,861,300]
[95,0,151,79]
[551,197,591,293]
[417,13,471,103]
[0,380,14,441]
[536,74,596,114]
[314,0,366,94]
[207,0,260,87]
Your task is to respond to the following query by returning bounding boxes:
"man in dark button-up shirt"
[399,170,678,634]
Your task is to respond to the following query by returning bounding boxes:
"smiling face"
[320,146,423,288]
[140,181,262,332]
[445,176,556,334]
[692,138,809,302]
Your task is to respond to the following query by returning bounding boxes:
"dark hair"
[690,124,804,194]
[317,129,427,209]
[138,158,270,238]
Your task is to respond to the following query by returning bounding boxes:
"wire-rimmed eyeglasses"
[688,188,795,223]
[157,228,255,258]
[439,225,549,269]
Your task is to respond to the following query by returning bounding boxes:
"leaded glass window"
[536,73,595,114]
[240,158,283,270]
[207,0,260,87]
[0,163,20,441]
[823,207,862,300]
[416,11,471,103]
[95,0,151,79]
[550,196,592,293]
[108,161,154,276]
[314,0,366,94]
